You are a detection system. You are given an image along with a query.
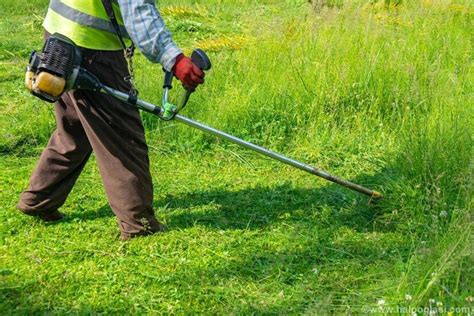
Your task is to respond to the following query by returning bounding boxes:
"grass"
[1,0,473,314]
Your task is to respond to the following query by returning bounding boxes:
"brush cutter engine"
[25,33,83,102]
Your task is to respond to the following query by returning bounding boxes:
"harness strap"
[100,0,137,95]
[100,0,129,50]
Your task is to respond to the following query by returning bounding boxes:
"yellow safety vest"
[43,0,131,50]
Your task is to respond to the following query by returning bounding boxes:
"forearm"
[117,0,182,71]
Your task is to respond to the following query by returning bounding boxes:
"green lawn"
[1,0,472,314]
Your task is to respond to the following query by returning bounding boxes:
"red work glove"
[172,54,205,92]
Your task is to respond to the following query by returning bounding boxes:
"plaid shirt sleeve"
[117,0,182,71]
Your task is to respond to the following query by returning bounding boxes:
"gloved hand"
[173,54,205,92]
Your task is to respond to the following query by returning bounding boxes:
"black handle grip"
[191,49,211,71]
[163,70,173,89]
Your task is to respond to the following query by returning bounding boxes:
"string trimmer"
[25,34,382,199]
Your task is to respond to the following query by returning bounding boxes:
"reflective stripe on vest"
[43,0,131,51]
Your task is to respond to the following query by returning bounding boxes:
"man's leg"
[71,50,164,239]
[17,94,92,220]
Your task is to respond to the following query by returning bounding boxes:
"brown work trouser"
[17,48,162,239]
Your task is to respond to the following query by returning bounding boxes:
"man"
[16,0,204,240]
